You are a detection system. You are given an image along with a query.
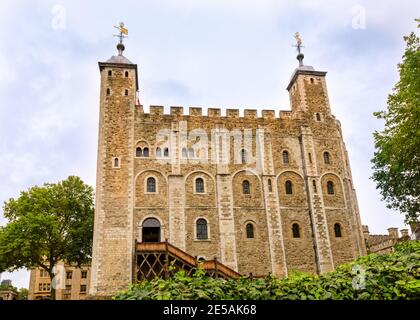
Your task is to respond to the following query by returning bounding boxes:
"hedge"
[114,241,420,300]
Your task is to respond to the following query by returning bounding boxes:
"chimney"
[362,225,370,239]
[400,229,409,238]
[387,227,399,238]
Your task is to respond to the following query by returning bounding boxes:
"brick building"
[90,36,367,297]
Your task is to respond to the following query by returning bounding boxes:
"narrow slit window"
[334,223,342,238]
[282,150,289,164]
[316,113,321,121]
[285,180,293,194]
[241,149,247,164]
[164,148,169,157]
[292,223,300,238]
[113,158,119,168]
[268,179,272,192]
[246,223,254,239]
[125,89,129,96]
[313,180,317,193]
[242,180,250,194]
[125,71,129,77]
[327,181,334,195]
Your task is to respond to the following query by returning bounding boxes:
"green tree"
[18,288,29,300]
[0,176,94,300]
[372,18,420,223]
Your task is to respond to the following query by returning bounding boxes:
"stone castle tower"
[90,37,367,297]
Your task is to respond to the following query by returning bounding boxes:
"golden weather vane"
[113,22,128,44]
[293,32,303,54]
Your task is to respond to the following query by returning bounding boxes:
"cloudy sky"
[0,0,418,289]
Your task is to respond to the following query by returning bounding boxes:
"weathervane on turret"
[113,22,128,56]
[293,32,305,67]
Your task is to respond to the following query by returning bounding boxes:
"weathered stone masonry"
[90,45,367,297]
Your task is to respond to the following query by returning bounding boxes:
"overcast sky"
[0,0,418,289]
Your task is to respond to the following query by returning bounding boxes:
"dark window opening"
[246,223,254,239]
[241,149,247,164]
[316,113,321,121]
[108,70,112,76]
[327,181,334,195]
[114,158,119,167]
[125,89,129,96]
[242,180,250,194]
[334,223,342,237]
[125,71,129,77]
[164,148,169,157]
[195,178,204,193]
[268,179,272,192]
[142,218,161,243]
[292,223,300,238]
[136,147,142,157]
[143,147,149,157]
[196,219,208,240]
[285,180,293,194]
[323,151,330,164]
[147,177,156,193]
[106,88,110,95]
[282,150,289,164]
[313,180,317,193]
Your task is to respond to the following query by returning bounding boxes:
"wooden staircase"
[135,241,241,281]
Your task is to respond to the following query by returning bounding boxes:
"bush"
[114,241,420,300]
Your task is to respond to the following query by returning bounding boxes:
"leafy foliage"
[371,18,420,223]
[114,241,420,300]
[0,176,94,299]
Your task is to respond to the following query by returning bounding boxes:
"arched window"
[268,179,272,192]
[164,148,169,157]
[125,89,129,96]
[327,181,334,195]
[285,180,293,194]
[113,158,119,168]
[182,148,187,158]
[156,147,162,158]
[323,151,330,164]
[310,78,314,84]
[188,148,195,158]
[195,178,204,193]
[282,150,289,164]
[334,223,342,238]
[316,113,321,121]
[246,223,254,239]
[242,180,250,194]
[196,219,208,240]
[292,223,300,238]
[108,70,112,76]
[143,147,149,157]
[147,177,156,193]
[240,149,247,164]
[136,147,142,157]
[125,71,129,77]
[106,88,110,96]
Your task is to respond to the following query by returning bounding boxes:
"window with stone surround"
[240,149,247,164]
[163,148,169,157]
[195,177,205,193]
[242,180,250,194]
[268,179,273,192]
[80,285,87,293]
[81,271,87,279]
[316,113,321,121]
[292,223,300,238]
[323,151,331,164]
[285,180,293,194]
[113,157,120,168]
[246,223,254,239]
[282,150,289,164]
[327,181,334,195]
[146,177,156,193]
[136,147,142,157]
[125,71,129,77]
[143,147,149,157]
[196,219,208,240]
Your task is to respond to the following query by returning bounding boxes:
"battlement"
[142,106,294,121]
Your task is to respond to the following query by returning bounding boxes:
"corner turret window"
[292,223,300,238]
[113,157,120,168]
[125,71,129,77]
[285,180,293,194]
[108,70,112,76]
[282,150,289,164]
[246,223,254,239]
[334,223,342,238]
